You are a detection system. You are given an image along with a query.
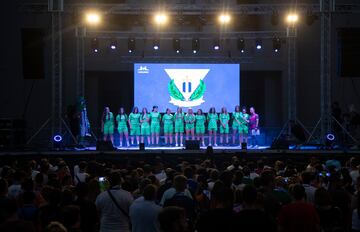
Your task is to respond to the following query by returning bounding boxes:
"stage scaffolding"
[20,1,360,147]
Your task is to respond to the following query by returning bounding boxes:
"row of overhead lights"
[91,37,283,54]
[85,11,299,27]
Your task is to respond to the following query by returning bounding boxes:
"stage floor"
[77,145,271,151]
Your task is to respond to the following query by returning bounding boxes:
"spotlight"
[273,37,281,52]
[326,133,335,141]
[325,133,335,149]
[286,13,299,25]
[218,13,231,24]
[153,39,160,50]
[128,38,135,53]
[192,38,200,54]
[255,39,262,50]
[154,12,168,26]
[237,38,245,53]
[91,38,99,53]
[173,38,181,54]
[213,39,220,50]
[85,11,101,26]
[53,134,63,150]
[110,39,117,50]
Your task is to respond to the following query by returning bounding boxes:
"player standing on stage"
[195,109,206,147]
[239,106,250,146]
[140,107,151,145]
[116,107,130,147]
[129,107,141,145]
[185,108,196,141]
[101,106,114,144]
[174,107,185,147]
[232,105,241,145]
[249,107,260,148]
[208,107,219,146]
[162,108,174,146]
[150,106,161,146]
[219,107,230,145]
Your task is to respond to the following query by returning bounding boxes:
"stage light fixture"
[218,13,231,24]
[110,39,117,50]
[85,11,101,26]
[325,133,335,148]
[192,38,200,54]
[128,38,135,53]
[173,38,181,54]
[273,37,281,52]
[286,13,299,25]
[255,39,262,50]
[53,134,63,150]
[213,39,220,50]
[237,38,245,53]
[91,38,99,53]
[153,39,160,50]
[154,12,168,26]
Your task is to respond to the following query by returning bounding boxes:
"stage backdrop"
[134,63,240,112]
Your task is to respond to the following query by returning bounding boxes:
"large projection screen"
[134,63,240,112]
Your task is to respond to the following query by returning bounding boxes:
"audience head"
[290,184,306,201]
[173,175,187,192]
[143,184,157,201]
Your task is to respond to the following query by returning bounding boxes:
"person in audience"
[301,171,317,203]
[130,184,162,232]
[278,184,320,232]
[95,171,133,232]
[74,161,89,185]
[158,206,188,232]
[74,183,98,232]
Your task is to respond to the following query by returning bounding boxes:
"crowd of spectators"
[1,154,360,232]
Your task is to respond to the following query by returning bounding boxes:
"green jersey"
[185,114,195,124]
[175,112,185,125]
[220,113,230,124]
[150,112,161,125]
[239,112,249,126]
[195,114,206,127]
[116,114,128,127]
[232,112,241,126]
[141,113,150,127]
[162,114,174,125]
[129,113,141,126]
[104,112,114,125]
[207,113,218,129]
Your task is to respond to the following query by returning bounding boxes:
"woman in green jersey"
[195,109,206,147]
[162,108,174,146]
[140,107,151,145]
[150,106,161,146]
[232,105,241,145]
[128,107,141,145]
[101,106,114,144]
[174,107,185,147]
[219,107,230,145]
[185,108,196,141]
[116,107,130,147]
[207,107,218,146]
[239,106,250,146]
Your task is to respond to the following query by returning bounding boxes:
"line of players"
[101,105,260,148]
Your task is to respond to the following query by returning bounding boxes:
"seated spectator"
[196,181,235,232]
[95,171,133,232]
[130,184,162,232]
[235,185,276,232]
[158,206,188,232]
[278,184,320,232]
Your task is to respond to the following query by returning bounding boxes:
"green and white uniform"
[207,113,218,131]
[103,112,114,135]
[232,112,241,131]
[150,112,161,134]
[162,114,174,134]
[141,113,151,136]
[129,113,141,136]
[116,114,128,133]
[219,113,230,134]
[239,112,249,134]
[195,114,206,134]
[174,112,185,133]
[184,113,195,130]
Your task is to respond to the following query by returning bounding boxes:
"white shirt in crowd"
[350,169,360,186]
[303,184,317,203]
[8,184,22,199]
[95,186,134,232]
[74,172,88,185]
[129,199,162,232]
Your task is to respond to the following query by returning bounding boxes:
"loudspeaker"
[271,138,289,149]
[96,141,115,151]
[241,142,247,150]
[185,140,200,150]
[139,143,145,151]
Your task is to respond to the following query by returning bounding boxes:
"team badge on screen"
[165,69,209,107]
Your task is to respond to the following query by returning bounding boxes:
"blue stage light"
[53,134,62,143]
